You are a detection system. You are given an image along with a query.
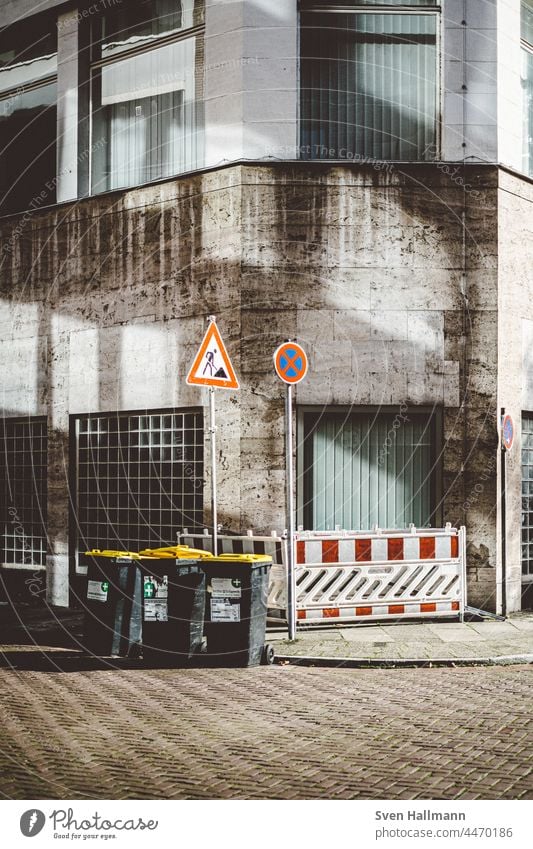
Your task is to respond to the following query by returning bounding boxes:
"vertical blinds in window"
[305,412,433,531]
[301,12,438,161]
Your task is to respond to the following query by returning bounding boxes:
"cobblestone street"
[0,662,531,800]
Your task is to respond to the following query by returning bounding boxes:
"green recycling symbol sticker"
[101,581,109,593]
[231,579,241,589]
[144,581,155,599]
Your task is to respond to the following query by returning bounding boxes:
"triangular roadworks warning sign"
[186,321,239,390]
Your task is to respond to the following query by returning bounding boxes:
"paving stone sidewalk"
[267,613,533,664]
[1,604,533,666]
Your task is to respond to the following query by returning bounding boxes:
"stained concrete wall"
[0,162,503,609]
[498,169,533,612]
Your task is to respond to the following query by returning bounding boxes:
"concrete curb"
[274,653,533,668]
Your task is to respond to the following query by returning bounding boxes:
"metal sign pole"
[273,339,307,641]
[286,382,296,641]
[500,408,507,617]
[210,386,218,557]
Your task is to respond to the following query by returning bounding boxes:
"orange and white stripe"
[297,601,460,622]
[296,534,459,565]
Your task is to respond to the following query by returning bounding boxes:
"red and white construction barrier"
[178,524,466,625]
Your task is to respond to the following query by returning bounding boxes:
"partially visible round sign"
[274,342,308,385]
[502,414,514,452]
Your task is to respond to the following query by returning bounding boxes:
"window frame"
[1,416,48,570]
[298,2,442,162]
[297,405,442,531]
[0,11,58,215]
[522,1,533,177]
[88,2,205,194]
[69,406,205,579]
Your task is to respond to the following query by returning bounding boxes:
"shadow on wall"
[0,158,499,609]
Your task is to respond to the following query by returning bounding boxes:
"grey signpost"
[500,410,514,617]
[273,340,308,641]
[186,315,240,558]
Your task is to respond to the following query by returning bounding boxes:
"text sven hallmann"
[375,811,466,821]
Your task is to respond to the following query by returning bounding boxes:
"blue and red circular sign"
[274,342,308,385]
[502,414,514,452]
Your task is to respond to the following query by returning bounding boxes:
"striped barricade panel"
[178,527,465,624]
[294,527,465,624]
[177,532,287,611]
[295,533,459,566]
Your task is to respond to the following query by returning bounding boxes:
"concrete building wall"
[0,162,502,609]
[497,0,523,173]
[498,169,533,611]
[204,0,298,166]
[2,0,526,182]
[442,0,499,161]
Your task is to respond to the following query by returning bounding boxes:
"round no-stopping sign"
[274,342,308,384]
[501,414,514,452]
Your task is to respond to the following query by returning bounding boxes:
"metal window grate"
[75,409,204,564]
[303,410,433,531]
[1,418,47,567]
[521,414,533,580]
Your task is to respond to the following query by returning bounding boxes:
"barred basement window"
[300,0,439,162]
[521,413,533,582]
[74,409,204,568]
[1,418,47,567]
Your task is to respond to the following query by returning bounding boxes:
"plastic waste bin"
[138,546,213,666]
[82,550,157,657]
[201,554,275,667]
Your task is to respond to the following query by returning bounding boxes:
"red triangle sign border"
[186,321,240,390]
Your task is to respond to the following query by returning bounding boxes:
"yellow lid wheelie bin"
[82,550,158,658]
[138,545,213,666]
[201,554,274,667]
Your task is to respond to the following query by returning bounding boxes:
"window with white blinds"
[300,2,439,161]
[523,0,533,176]
[302,410,434,531]
[91,0,204,194]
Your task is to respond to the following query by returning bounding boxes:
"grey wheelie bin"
[138,546,213,666]
[201,554,275,667]
[82,550,157,657]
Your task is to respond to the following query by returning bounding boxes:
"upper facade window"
[90,0,205,194]
[300,0,439,162]
[0,13,57,215]
[522,0,533,177]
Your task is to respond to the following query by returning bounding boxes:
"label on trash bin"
[143,575,168,622]
[210,578,242,622]
[211,599,241,622]
[87,580,109,603]
[211,578,242,598]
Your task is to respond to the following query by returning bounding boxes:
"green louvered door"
[303,411,434,531]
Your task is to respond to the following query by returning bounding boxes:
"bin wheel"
[262,644,275,665]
